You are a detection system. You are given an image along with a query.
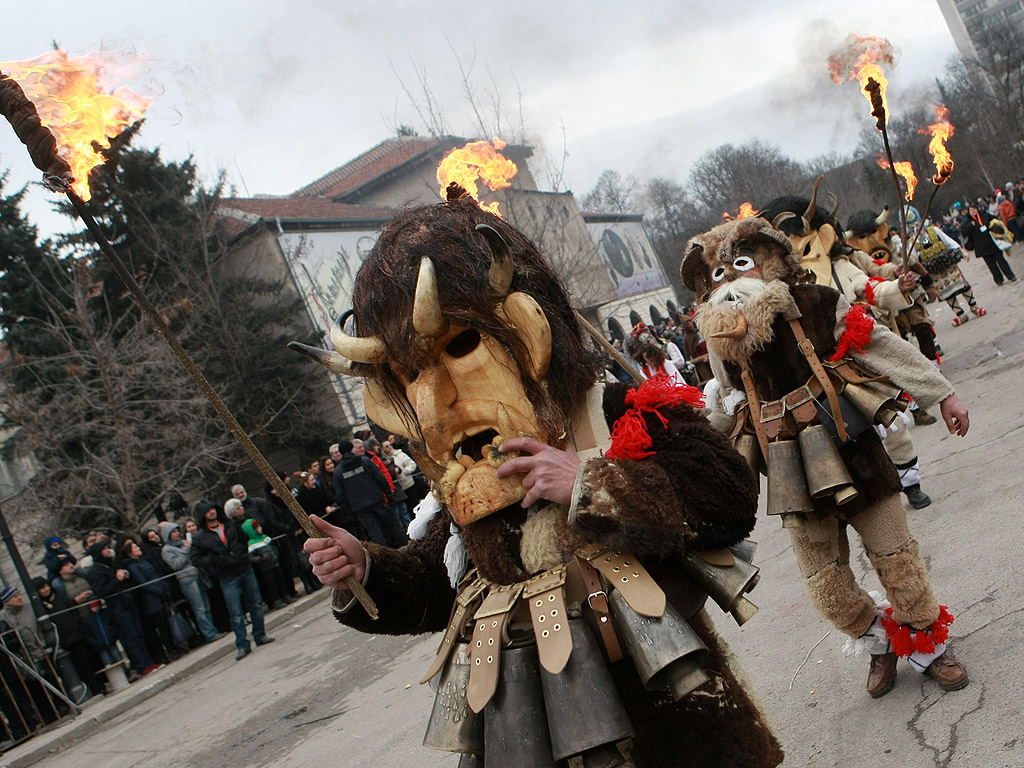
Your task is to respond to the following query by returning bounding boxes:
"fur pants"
[789,492,940,637]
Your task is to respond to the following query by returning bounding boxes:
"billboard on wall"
[278,229,380,336]
[586,220,667,298]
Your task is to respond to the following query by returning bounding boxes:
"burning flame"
[919,105,955,184]
[828,35,895,123]
[722,202,758,221]
[436,138,517,216]
[0,50,151,201]
[877,157,918,201]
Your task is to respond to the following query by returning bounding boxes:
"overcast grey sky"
[1,0,957,237]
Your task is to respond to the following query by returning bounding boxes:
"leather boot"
[866,652,898,698]
[926,653,969,691]
[912,409,937,426]
[903,485,932,509]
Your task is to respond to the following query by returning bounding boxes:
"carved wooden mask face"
[846,223,892,262]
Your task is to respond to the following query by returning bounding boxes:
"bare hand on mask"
[495,437,580,508]
[303,515,366,588]
[939,394,970,437]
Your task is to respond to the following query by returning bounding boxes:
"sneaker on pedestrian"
[141,663,165,676]
[283,594,298,604]
[255,635,276,647]
[235,647,252,661]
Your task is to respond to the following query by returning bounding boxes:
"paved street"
[3,251,1023,768]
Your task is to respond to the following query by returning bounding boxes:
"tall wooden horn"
[802,175,824,227]
[329,311,389,364]
[413,258,448,339]
[476,223,514,296]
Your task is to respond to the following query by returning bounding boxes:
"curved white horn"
[875,206,890,226]
[329,312,389,364]
[287,341,359,376]
[412,258,448,339]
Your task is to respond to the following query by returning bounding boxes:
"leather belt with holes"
[523,565,571,674]
[466,583,523,713]
[576,542,666,618]
[420,575,487,685]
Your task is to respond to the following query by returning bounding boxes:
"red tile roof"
[216,197,396,238]
[292,137,462,200]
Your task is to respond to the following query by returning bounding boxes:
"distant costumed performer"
[293,140,783,768]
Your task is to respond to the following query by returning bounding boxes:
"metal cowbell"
[483,644,559,768]
[766,439,815,518]
[842,381,901,429]
[423,642,485,754]
[734,433,762,477]
[679,551,760,626]
[609,589,710,701]
[539,620,634,764]
[797,424,859,505]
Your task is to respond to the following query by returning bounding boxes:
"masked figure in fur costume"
[681,216,970,699]
[758,189,937,511]
[293,194,783,768]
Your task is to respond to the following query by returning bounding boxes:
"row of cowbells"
[424,595,716,767]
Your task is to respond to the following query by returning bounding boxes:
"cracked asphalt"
[4,250,1022,768]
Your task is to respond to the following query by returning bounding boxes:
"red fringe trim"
[880,605,954,658]
[606,377,705,460]
[872,258,887,266]
[863,275,886,306]
[829,304,875,361]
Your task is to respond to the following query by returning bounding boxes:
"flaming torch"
[904,105,957,255]
[828,34,918,266]
[0,52,377,617]
[436,138,517,216]
[722,202,758,222]
[876,157,917,202]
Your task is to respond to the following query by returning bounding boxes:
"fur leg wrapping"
[867,541,940,629]
[881,605,954,666]
[805,562,879,638]
[842,592,891,656]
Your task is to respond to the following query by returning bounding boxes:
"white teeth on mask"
[457,454,475,469]
[437,461,467,505]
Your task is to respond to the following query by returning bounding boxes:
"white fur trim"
[722,388,748,417]
[703,378,723,411]
[444,526,468,588]
[407,494,441,540]
[841,591,892,657]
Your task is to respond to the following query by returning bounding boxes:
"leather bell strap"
[740,368,770,457]
[789,318,848,443]
[523,566,572,674]
[420,576,488,685]
[574,555,623,663]
[466,583,523,713]
[576,542,665,618]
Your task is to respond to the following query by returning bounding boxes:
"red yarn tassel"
[606,377,704,460]
[830,304,875,361]
[881,605,954,658]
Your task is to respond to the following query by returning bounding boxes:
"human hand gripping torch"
[0,59,377,618]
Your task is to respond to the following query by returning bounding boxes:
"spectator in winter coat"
[332,440,406,547]
[962,204,1017,285]
[53,559,121,670]
[189,501,274,660]
[43,536,76,582]
[33,576,103,696]
[0,587,47,663]
[160,523,218,643]
[85,542,160,676]
[119,539,176,664]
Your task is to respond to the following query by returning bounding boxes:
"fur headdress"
[680,217,798,301]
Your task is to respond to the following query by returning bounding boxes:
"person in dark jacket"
[332,440,406,547]
[42,536,76,582]
[84,541,160,676]
[188,501,275,660]
[241,519,290,610]
[119,538,176,663]
[33,576,103,696]
[962,204,1017,285]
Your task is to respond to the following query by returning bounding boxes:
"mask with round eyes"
[711,254,758,283]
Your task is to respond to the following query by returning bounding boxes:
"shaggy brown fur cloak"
[716,283,902,517]
[331,384,782,768]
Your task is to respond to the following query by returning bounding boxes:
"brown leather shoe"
[867,652,898,698]
[926,653,969,691]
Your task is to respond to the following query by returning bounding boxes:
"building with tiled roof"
[221,135,674,429]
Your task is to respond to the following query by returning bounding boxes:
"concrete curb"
[0,589,329,768]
